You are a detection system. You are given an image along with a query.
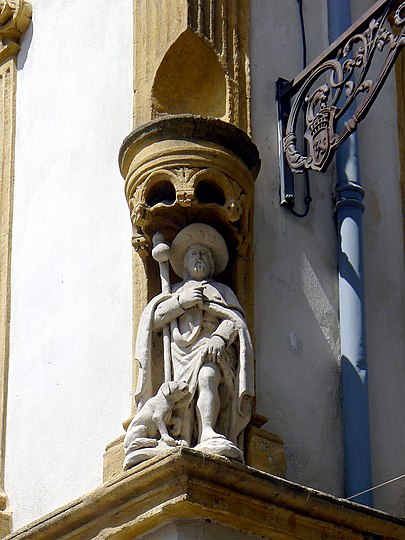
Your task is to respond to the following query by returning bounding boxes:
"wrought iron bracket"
[277,0,405,209]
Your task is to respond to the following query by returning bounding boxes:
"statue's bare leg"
[196,362,224,443]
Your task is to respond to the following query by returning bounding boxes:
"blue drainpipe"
[327,0,373,506]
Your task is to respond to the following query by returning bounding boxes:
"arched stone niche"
[119,115,260,335]
[133,0,251,132]
[152,29,227,119]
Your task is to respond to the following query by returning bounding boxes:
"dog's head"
[160,381,189,402]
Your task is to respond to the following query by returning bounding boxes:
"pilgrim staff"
[152,232,172,382]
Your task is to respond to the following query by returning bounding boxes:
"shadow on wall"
[17,20,33,70]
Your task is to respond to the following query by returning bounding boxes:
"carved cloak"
[134,279,254,445]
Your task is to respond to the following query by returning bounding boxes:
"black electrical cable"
[297,0,307,68]
[290,0,312,218]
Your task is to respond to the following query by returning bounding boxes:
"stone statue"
[124,223,254,469]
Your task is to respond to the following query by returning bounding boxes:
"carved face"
[183,243,214,280]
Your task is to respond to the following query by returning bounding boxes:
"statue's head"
[160,380,189,403]
[183,243,215,280]
[169,223,228,279]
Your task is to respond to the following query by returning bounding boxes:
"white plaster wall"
[251,0,344,497]
[5,0,133,530]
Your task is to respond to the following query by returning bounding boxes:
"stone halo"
[169,223,229,278]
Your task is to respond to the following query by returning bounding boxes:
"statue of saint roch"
[124,223,254,469]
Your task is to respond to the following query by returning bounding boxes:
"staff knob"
[152,232,170,263]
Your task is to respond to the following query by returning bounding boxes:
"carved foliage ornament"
[0,0,31,45]
[283,0,405,173]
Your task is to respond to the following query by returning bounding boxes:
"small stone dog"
[124,381,189,450]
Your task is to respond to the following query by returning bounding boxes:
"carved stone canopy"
[118,115,260,260]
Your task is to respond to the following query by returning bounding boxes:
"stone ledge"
[103,424,286,483]
[6,448,405,539]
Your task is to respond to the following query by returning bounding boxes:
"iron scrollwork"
[281,0,405,174]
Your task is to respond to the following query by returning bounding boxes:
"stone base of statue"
[123,438,188,470]
[123,435,244,471]
[124,436,243,469]
[104,419,287,483]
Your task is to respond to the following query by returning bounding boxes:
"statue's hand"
[206,335,226,362]
[178,284,204,310]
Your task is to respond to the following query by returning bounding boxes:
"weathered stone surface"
[245,425,286,478]
[132,0,251,132]
[119,115,260,178]
[104,423,286,483]
[136,519,264,539]
[6,448,405,539]
[103,435,125,483]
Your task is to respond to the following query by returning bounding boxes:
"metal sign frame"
[277,0,405,209]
